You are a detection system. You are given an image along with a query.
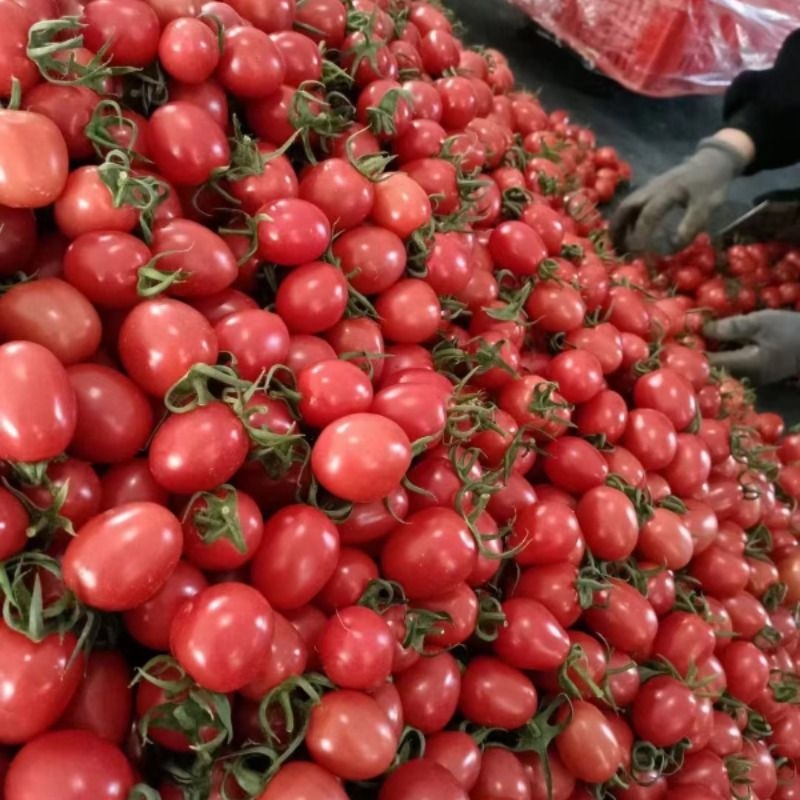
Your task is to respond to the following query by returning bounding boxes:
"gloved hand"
[704,310,800,385]
[610,138,749,254]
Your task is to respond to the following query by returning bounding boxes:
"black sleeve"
[723,29,800,174]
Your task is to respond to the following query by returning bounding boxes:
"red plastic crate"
[510,0,799,96]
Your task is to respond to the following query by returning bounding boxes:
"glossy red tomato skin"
[122,560,207,651]
[257,198,332,266]
[493,597,570,671]
[0,110,69,209]
[379,759,469,800]
[556,701,622,784]
[632,676,699,747]
[250,504,340,610]
[459,656,537,729]
[118,298,218,397]
[5,729,136,800]
[312,413,412,503]
[214,309,290,381]
[425,731,482,791]
[149,403,249,493]
[56,651,132,745]
[66,364,154,464]
[634,369,698,432]
[0,624,85,745]
[217,26,285,99]
[63,502,183,611]
[257,761,348,800]
[170,582,274,693]
[395,652,461,734]
[544,437,609,494]
[576,485,638,560]
[306,690,397,781]
[509,500,582,566]
[148,102,230,186]
[371,173,432,238]
[318,605,393,690]
[82,0,160,66]
[0,487,28,560]
[719,640,770,704]
[381,507,477,600]
[275,261,348,334]
[0,341,77,462]
[583,580,659,660]
[0,277,101,365]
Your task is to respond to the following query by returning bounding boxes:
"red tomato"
[380,759,468,800]
[395,651,460,734]
[527,281,587,332]
[493,597,570,670]
[298,359,374,428]
[250,504,340,610]
[634,369,698,432]
[123,560,207,650]
[170,581,274,692]
[509,500,582,565]
[312,413,412,503]
[63,501,182,611]
[371,173,432,238]
[583,579,658,660]
[0,109,69,208]
[719,640,769,704]
[381,507,477,600]
[0,623,84,745]
[549,349,605,404]
[258,762,348,800]
[637,508,694,569]
[556,701,622,784]
[375,279,442,344]
[576,485,638,560]
[0,341,77,462]
[275,261,348,334]
[332,225,407,295]
[67,363,154,464]
[83,0,160,66]
[489,221,548,276]
[306,690,397,780]
[544,437,609,494]
[158,16,220,83]
[214,309,290,381]
[632,676,699,749]
[148,102,230,186]
[118,298,218,397]
[149,403,249,493]
[425,731,482,791]
[257,198,332,266]
[318,606,394,690]
[217,26,285,98]
[5,729,135,800]
[56,651,132,745]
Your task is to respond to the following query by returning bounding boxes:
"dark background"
[443,0,799,421]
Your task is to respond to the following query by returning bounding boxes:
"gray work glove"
[704,310,800,385]
[610,138,749,254]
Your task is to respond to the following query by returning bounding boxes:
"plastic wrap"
[508,0,800,96]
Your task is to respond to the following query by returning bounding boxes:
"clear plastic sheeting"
[509,0,800,96]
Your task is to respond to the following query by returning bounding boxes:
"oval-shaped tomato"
[149,403,249,494]
[379,759,468,800]
[556,701,622,784]
[459,656,537,729]
[5,729,135,800]
[395,652,461,734]
[0,277,101,365]
[576,485,638,560]
[118,298,218,397]
[67,363,154,464]
[56,651,132,745]
[62,502,183,611]
[0,623,84,745]
[381,507,477,600]
[632,676,698,747]
[0,110,69,208]
[0,341,77,462]
[312,413,412,503]
[148,101,230,186]
[258,762,348,800]
[250,504,340,610]
[493,597,570,671]
[306,690,397,780]
[123,560,208,651]
[257,198,332,266]
[318,605,394,690]
[170,581,274,692]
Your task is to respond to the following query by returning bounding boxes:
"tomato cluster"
[0,1,797,800]
[657,234,800,318]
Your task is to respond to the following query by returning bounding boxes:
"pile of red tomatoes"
[0,0,797,799]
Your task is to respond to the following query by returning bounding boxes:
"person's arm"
[724,29,800,173]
